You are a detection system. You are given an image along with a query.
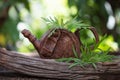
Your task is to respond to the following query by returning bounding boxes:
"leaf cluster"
[42,17,90,31]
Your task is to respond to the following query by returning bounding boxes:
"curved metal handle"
[75,27,99,49]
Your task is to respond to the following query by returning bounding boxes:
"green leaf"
[73,46,79,58]
[56,58,73,63]
[92,63,97,69]
[69,63,80,68]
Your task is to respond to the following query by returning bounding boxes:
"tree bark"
[0,48,120,80]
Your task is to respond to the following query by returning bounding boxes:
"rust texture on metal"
[22,27,99,59]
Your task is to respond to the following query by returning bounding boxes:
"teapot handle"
[75,27,99,49]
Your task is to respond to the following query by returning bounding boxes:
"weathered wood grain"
[0,48,120,80]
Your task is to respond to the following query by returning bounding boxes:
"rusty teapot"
[22,27,99,59]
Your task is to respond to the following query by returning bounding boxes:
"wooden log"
[0,48,120,80]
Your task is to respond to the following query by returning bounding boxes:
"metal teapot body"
[22,27,99,59]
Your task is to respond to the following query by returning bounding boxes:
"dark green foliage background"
[0,0,120,51]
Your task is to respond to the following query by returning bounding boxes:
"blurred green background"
[0,0,120,53]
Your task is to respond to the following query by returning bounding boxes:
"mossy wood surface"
[0,48,120,80]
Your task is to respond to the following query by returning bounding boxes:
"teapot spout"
[21,29,40,50]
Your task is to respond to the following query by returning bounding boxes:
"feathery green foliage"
[42,17,90,31]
